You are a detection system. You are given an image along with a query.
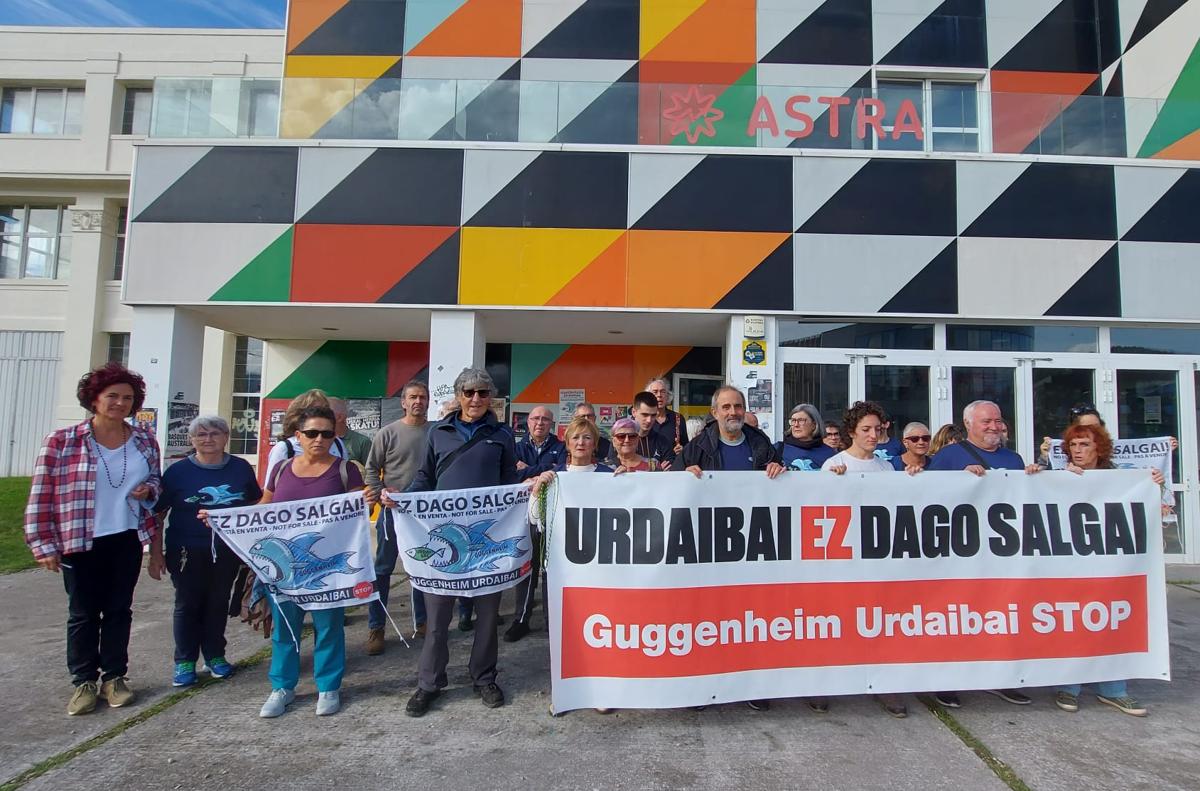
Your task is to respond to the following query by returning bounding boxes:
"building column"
[725,314,778,440]
[428,310,485,410]
[128,306,206,459]
[199,327,236,418]
[54,198,115,427]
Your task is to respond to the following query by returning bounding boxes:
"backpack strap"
[267,458,292,492]
[338,458,349,491]
[284,437,296,458]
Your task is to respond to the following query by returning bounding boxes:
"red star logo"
[661,85,724,144]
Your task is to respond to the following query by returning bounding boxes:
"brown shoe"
[67,681,99,716]
[366,627,385,656]
[412,623,427,639]
[100,677,135,708]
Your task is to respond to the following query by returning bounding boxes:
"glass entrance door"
[865,363,932,436]
[950,363,1019,451]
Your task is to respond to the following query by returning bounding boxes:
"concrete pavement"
[2,566,1199,790]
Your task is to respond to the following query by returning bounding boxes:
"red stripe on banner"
[560,576,1148,679]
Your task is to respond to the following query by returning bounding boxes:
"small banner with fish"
[210,491,378,611]
[389,483,532,597]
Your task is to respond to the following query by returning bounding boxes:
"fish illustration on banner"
[389,484,532,597]
[209,491,377,611]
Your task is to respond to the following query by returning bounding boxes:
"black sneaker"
[987,688,1032,705]
[806,697,830,713]
[503,621,531,643]
[405,688,440,718]
[747,699,770,711]
[877,695,907,718]
[934,692,961,708]
[476,682,505,708]
[458,613,474,632]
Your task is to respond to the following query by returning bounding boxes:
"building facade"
[122,0,1200,559]
[0,26,283,474]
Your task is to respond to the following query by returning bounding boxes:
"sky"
[0,0,286,29]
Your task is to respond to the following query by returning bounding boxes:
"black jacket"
[672,418,780,471]
[515,434,566,481]
[408,410,517,492]
[649,408,691,453]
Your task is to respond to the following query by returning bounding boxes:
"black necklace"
[92,423,130,489]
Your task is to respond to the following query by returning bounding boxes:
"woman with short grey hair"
[149,414,262,688]
[774,403,836,472]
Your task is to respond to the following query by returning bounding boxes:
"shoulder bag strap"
[959,442,992,470]
[268,458,292,491]
[435,426,492,480]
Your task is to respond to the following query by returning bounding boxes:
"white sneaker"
[316,690,341,716]
[259,688,295,718]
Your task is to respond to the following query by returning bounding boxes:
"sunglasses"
[613,433,638,441]
[904,435,932,443]
[462,388,491,399]
[300,429,335,439]
[1069,404,1098,417]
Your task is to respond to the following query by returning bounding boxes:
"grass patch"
[0,478,33,574]
[0,644,272,791]
[921,696,1032,791]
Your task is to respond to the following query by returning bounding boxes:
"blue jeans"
[366,508,473,630]
[1059,680,1128,697]
[269,599,345,693]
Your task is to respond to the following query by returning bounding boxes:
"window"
[0,205,72,279]
[107,333,130,367]
[1,87,84,135]
[151,80,213,138]
[946,325,1099,353]
[1111,328,1200,355]
[229,336,263,455]
[112,206,128,280]
[121,87,152,135]
[778,321,935,350]
[245,82,279,138]
[875,78,981,153]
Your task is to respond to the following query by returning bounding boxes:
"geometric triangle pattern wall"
[280,0,1200,160]
[126,143,1200,321]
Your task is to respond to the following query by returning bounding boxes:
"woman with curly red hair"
[1049,421,1163,717]
[24,362,162,716]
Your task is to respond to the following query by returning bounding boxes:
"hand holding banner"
[389,483,532,598]
[209,491,378,611]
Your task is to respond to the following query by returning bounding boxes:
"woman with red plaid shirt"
[24,362,162,716]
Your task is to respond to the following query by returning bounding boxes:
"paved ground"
[2,566,1199,791]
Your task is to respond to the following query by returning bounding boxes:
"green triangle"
[1138,38,1200,158]
[510,343,570,401]
[670,65,757,148]
[267,340,390,399]
[210,227,293,302]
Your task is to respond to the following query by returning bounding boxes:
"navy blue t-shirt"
[718,437,755,471]
[778,441,836,471]
[874,437,906,466]
[926,442,1025,471]
[157,454,263,549]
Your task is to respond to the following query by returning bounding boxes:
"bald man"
[514,405,566,481]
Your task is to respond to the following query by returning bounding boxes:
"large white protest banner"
[390,483,532,598]
[210,491,377,611]
[546,470,1169,713]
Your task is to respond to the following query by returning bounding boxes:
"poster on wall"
[347,399,382,438]
[491,397,509,423]
[268,408,285,446]
[558,388,585,422]
[511,410,529,439]
[380,397,405,427]
[741,339,767,366]
[748,379,773,412]
[166,401,199,460]
[598,406,614,427]
[133,409,157,434]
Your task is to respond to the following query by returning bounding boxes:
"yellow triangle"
[640,0,707,58]
[459,228,625,306]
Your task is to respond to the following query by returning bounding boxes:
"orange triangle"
[287,0,350,53]
[407,0,522,57]
[989,71,1099,155]
[546,233,628,307]
[514,345,690,405]
[1151,127,1200,160]
[632,346,691,394]
[626,231,790,308]
[292,225,456,303]
[643,0,756,65]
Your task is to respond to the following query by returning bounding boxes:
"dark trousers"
[511,522,541,625]
[167,541,241,664]
[369,508,474,631]
[417,591,500,692]
[62,530,143,685]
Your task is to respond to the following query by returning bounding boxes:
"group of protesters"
[24,361,1167,721]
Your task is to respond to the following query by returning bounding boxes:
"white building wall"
[0,26,283,442]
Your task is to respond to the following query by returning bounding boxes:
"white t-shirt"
[821,450,895,474]
[265,435,345,482]
[91,435,150,537]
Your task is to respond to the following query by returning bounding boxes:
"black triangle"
[1045,245,1121,316]
[1123,169,1200,242]
[879,0,986,68]
[301,148,462,225]
[994,0,1103,73]
[762,0,872,66]
[290,0,407,56]
[555,72,639,144]
[467,151,628,228]
[524,0,639,60]
[879,240,958,314]
[377,231,459,305]
[1105,62,1124,97]
[713,237,793,311]
[434,61,521,141]
[136,147,296,223]
[787,72,872,149]
[800,159,957,236]
[1126,0,1189,53]
[963,162,1116,240]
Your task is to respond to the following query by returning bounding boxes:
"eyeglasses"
[461,388,491,399]
[300,429,335,439]
[528,416,552,422]
[904,435,932,443]
[613,433,638,441]
[789,417,813,425]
